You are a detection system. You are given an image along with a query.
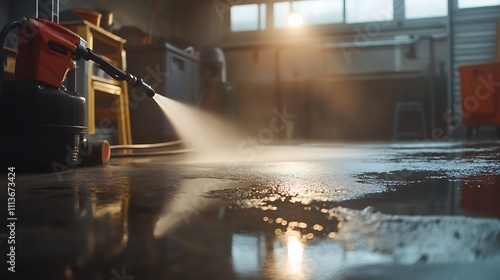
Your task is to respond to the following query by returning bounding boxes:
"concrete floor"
[2,141,500,280]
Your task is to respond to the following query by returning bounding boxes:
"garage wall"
[191,3,451,140]
[172,0,228,48]
[450,2,500,136]
[175,0,500,140]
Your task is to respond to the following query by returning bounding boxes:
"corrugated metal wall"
[450,2,500,133]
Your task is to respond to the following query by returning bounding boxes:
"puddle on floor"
[148,175,500,279]
[223,207,500,280]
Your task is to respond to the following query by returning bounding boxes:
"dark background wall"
[6,0,177,39]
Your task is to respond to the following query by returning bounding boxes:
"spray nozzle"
[127,75,156,98]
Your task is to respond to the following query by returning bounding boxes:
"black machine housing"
[0,80,102,172]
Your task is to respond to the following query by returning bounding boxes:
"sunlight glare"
[287,12,304,27]
[287,235,304,273]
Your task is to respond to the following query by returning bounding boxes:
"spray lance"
[0,18,157,172]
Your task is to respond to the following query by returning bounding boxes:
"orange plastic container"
[458,61,500,126]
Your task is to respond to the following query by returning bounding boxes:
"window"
[458,0,500,9]
[405,0,448,19]
[273,0,344,28]
[231,0,453,33]
[274,2,290,29]
[346,0,394,23]
[230,4,266,32]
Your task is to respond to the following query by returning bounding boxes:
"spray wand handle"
[74,45,157,97]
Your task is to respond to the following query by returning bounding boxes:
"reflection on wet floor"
[3,142,500,279]
[202,176,500,279]
[461,175,500,218]
[344,175,500,218]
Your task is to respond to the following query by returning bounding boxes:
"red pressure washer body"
[15,19,81,88]
[0,18,156,172]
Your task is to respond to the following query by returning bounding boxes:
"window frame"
[230,3,268,32]
[272,0,345,28]
[344,0,396,24]
[404,0,448,20]
[457,0,500,9]
[226,0,448,38]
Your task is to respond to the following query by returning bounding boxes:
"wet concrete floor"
[1,141,500,279]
